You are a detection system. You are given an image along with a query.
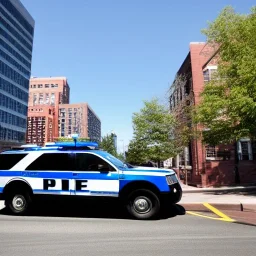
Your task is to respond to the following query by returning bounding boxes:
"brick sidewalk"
[222,210,256,226]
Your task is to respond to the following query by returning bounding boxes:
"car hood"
[125,166,175,175]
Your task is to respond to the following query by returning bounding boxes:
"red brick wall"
[205,160,236,186]
[239,161,256,184]
[189,43,211,184]
[175,43,256,187]
[202,160,256,187]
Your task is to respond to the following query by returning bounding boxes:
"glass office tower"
[0,0,35,150]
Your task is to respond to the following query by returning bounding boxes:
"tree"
[127,98,181,166]
[126,139,148,164]
[115,152,126,162]
[194,6,256,145]
[55,137,90,142]
[99,134,117,156]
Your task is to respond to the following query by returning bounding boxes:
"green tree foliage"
[99,134,117,156]
[194,6,256,145]
[116,152,126,162]
[55,137,90,142]
[126,139,148,164]
[126,98,180,165]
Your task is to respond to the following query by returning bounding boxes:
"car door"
[25,152,74,195]
[72,152,119,197]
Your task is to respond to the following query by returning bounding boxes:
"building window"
[33,93,37,105]
[0,0,34,36]
[203,69,210,82]
[203,68,217,82]
[0,27,32,59]
[38,84,43,88]
[0,38,31,69]
[238,140,252,160]
[45,84,49,88]
[0,48,30,77]
[0,6,33,42]
[50,93,55,105]
[0,60,29,89]
[39,93,43,105]
[45,93,49,104]
[205,145,231,161]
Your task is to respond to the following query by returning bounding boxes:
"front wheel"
[126,189,160,220]
[6,191,31,215]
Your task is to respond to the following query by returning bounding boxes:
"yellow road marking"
[187,203,235,222]
[203,203,235,222]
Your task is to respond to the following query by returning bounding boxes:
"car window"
[98,151,125,168]
[25,153,75,171]
[0,154,28,170]
[75,153,115,172]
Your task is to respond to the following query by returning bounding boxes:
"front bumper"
[160,182,182,205]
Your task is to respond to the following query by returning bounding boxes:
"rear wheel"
[6,191,31,215]
[126,189,160,220]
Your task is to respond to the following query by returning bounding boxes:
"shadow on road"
[0,198,186,220]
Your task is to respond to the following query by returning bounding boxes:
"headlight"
[166,174,178,185]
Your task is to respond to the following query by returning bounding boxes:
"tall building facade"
[26,77,101,145]
[26,77,70,145]
[170,42,256,187]
[59,103,101,142]
[0,0,35,150]
[26,106,54,145]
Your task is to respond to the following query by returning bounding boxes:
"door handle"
[73,173,78,176]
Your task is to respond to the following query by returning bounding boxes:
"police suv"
[0,141,182,220]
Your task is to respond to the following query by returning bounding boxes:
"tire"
[126,189,160,220]
[5,191,31,215]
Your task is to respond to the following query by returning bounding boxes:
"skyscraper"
[0,0,35,150]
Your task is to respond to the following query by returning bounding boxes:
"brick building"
[170,42,256,187]
[26,106,55,145]
[58,103,101,142]
[26,77,101,145]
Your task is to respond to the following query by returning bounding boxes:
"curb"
[242,203,256,212]
[180,203,256,212]
[182,186,256,194]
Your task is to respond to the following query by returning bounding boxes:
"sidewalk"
[180,183,256,213]
[180,191,256,205]
[181,183,256,193]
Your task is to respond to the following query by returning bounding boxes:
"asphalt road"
[0,201,255,256]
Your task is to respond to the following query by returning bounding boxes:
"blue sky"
[22,0,254,153]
